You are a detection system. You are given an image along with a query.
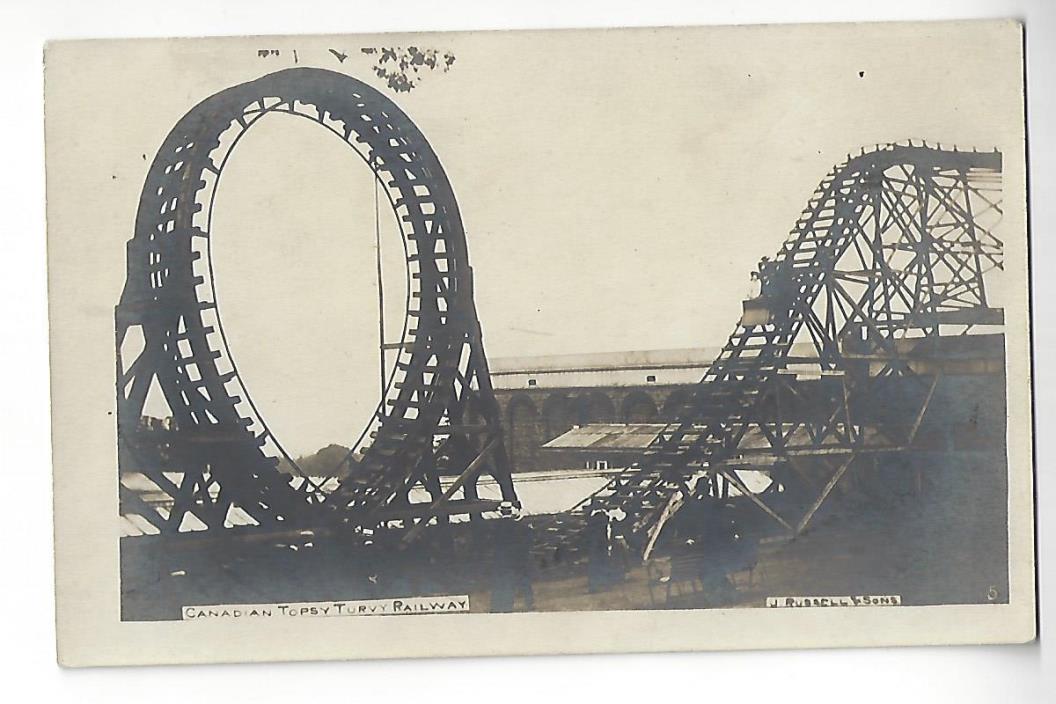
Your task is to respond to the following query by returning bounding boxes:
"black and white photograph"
[42,18,1036,667]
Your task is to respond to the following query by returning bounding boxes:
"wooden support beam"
[796,454,856,534]
[642,489,685,560]
[374,498,503,523]
[118,485,168,532]
[741,445,902,457]
[907,373,940,445]
[717,468,795,533]
[401,437,499,543]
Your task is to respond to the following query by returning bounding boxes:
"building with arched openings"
[490,348,718,472]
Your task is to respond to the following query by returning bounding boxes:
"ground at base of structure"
[120,451,1007,621]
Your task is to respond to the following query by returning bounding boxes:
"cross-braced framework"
[117,68,517,539]
[551,142,1004,559]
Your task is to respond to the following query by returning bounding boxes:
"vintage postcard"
[46,20,1035,666]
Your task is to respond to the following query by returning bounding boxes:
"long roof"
[490,348,718,375]
[542,423,666,452]
[489,343,834,375]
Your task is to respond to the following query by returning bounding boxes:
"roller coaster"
[545,141,1004,560]
[117,67,516,538]
[117,68,1005,566]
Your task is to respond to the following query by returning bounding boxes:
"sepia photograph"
[43,18,1036,665]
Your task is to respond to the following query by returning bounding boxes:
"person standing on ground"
[489,502,535,612]
[586,508,613,594]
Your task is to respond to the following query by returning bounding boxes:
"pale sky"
[75,23,1023,455]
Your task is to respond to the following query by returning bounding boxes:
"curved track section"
[117,67,516,535]
[546,141,1004,558]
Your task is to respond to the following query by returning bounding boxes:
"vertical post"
[463,265,518,505]
[374,175,386,400]
[960,169,989,307]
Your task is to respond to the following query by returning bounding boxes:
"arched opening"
[622,391,659,423]
[662,389,692,421]
[507,395,542,472]
[542,394,575,442]
[574,392,616,425]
